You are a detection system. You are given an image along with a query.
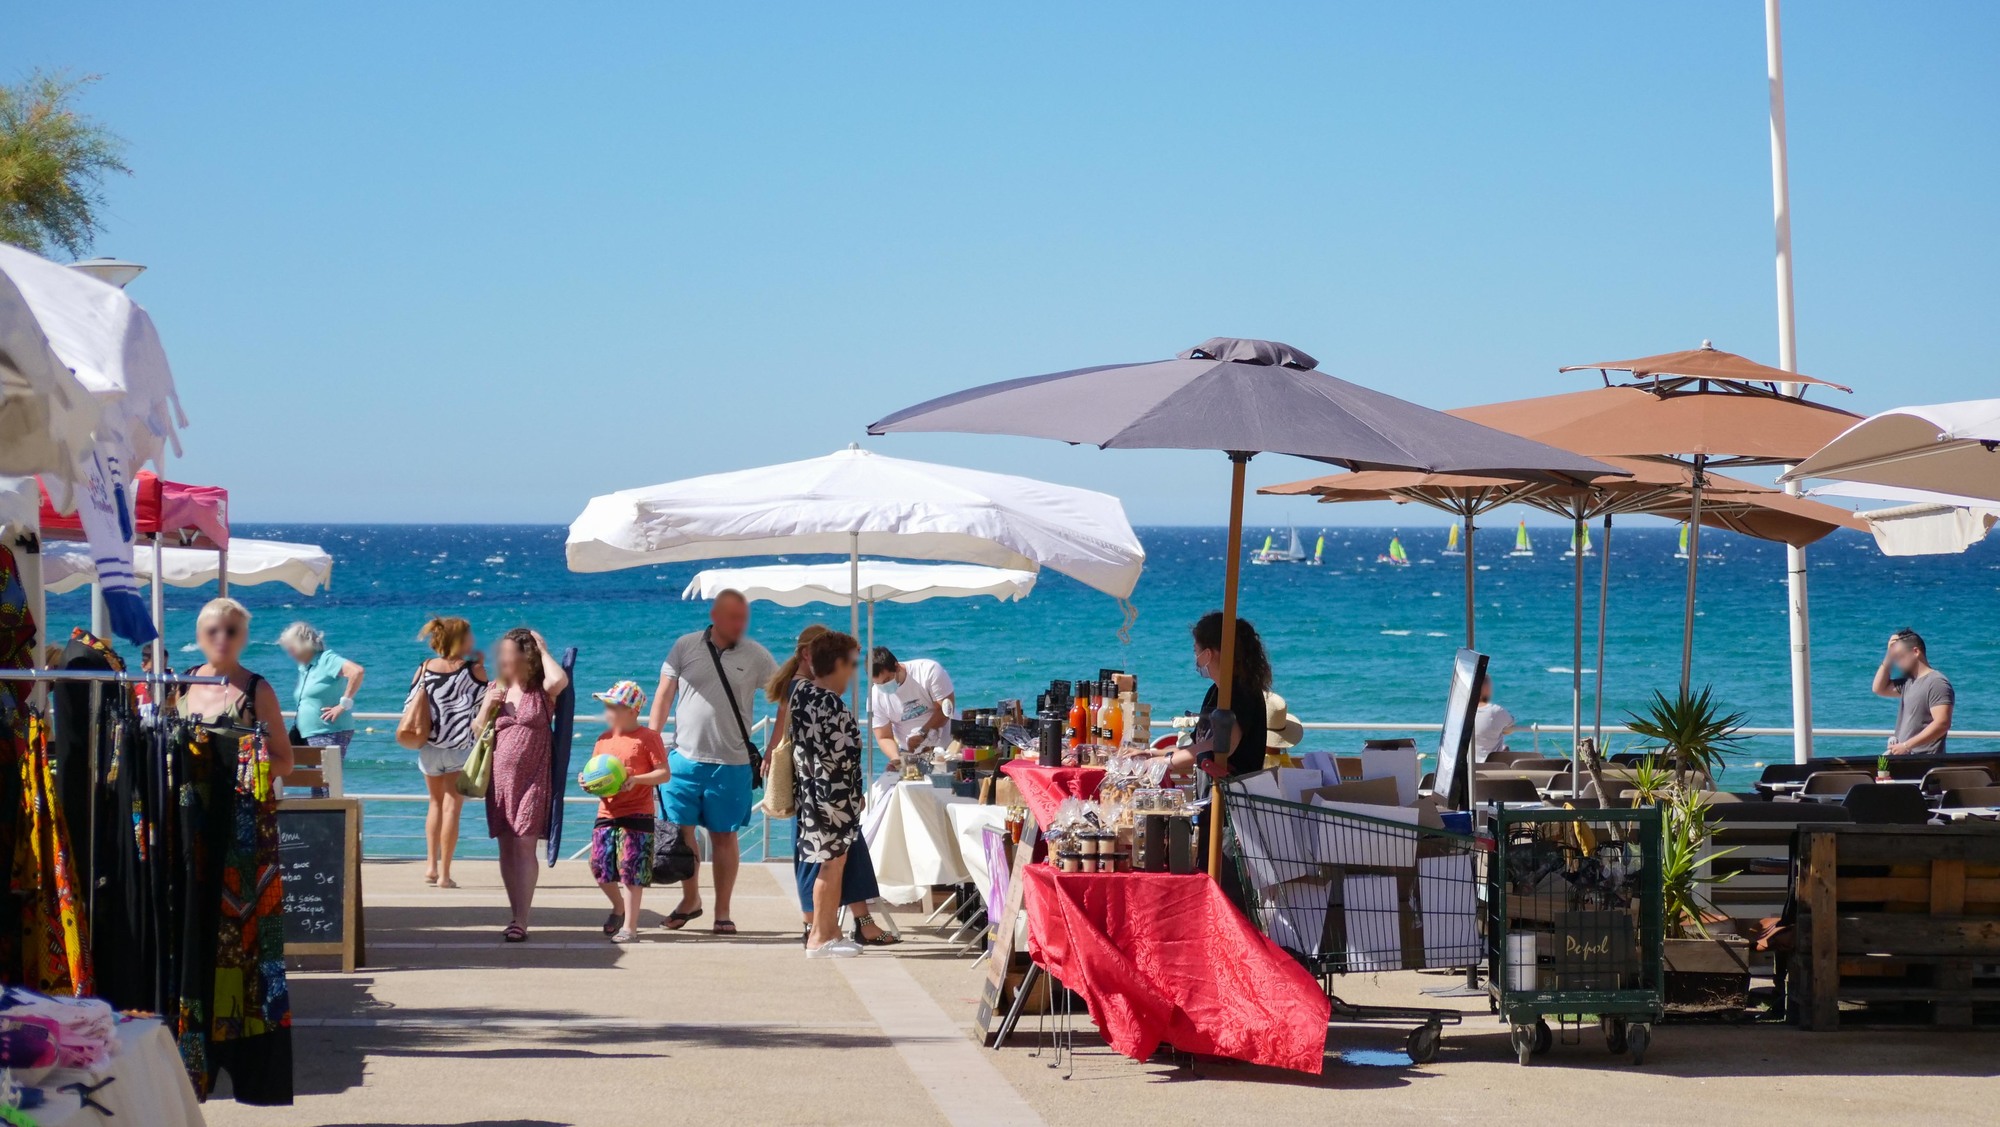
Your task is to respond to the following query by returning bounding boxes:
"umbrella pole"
[1210,453,1250,879]
[1462,513,1476,648]
[149,533,165,676]
[1571,515,1584,794]
[866,598,876,780]
[1593,515,1612,750]
[849,533,860,718]
[1681,457,1704,695]
[216,542,228,598]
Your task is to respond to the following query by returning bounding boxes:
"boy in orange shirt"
[581,681,670,942]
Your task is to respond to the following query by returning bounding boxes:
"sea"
[46,523,1999,859]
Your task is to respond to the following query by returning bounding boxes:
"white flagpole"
[1768,0,1814,765]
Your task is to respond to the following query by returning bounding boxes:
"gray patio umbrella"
[869,337,1620,868]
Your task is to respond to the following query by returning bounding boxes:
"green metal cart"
[1485,804,1664,1065]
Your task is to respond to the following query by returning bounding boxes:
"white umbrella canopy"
[566,446,1145,599]
[683,561,1037,608]
[1,269,100,483]
[1782,399,2000,505]
[43,537,334,596]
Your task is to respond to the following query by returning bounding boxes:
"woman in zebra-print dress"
[410,616,489,888]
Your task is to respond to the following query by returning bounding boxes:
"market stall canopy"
[36,471,229,549]
[42,537,332,596]
[1,268,100,483]
[1779,399,2000,506]
[566,446,1144,599]
[1449,385,1861,466]
[684,561,1037,607]
[1559,341,1852,393]
[870,337,1621,481]
[0,243,183,471]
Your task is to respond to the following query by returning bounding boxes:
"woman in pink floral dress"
[476,627,569,942]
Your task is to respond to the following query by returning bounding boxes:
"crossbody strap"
[703,627,758,753]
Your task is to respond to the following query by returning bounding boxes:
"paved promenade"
[206,859,2000,1127]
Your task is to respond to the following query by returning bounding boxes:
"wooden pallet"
[1792,824,2000,1030]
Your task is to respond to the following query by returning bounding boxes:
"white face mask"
[1195,654,1213,680]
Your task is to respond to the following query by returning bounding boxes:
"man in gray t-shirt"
[1873,628,1955,755]
[648,590,777,933]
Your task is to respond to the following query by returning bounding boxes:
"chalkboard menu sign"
[278,798,365,971]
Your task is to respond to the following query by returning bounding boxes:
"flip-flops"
[663,907,704,931]
[712,919,737,935]
[602,912,622,937]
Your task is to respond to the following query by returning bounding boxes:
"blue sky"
[11,2,1999,526]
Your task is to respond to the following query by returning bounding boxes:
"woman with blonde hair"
[475,626,569,942]
[409,616,487,888]
[178,598,294,779]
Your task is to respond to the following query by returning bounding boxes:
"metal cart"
[1485,804,1664,1065]
[1221,783,1478,1064]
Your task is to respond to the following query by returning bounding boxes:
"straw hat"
[1264,691,1304,749]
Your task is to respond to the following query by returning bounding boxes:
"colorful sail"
[1446,523,1460,551]
[1512,521,1533,556]
[1313,534,1324,563]
[1389,536,1408,564]
[1676,524,1689,559]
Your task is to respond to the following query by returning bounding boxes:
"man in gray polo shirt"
[649,590,777,934]
[1873,628,1955,755]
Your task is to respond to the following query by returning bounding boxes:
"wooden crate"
[1792,824,2000,1030]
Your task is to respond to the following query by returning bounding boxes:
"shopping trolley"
[1221,782,1478,1064]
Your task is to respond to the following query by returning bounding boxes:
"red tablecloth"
[1001,760,1105,829]
[1022,865,1331,1074]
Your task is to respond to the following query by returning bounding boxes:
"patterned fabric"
[416,662,486,752]
[788,680,863,864]
[486,688,552,839]
[10,716,92,996]
[589,817,655,886]
[0,546,34,711]
[212,732,288,1043]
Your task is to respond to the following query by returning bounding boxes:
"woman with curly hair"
[475,626,569,942]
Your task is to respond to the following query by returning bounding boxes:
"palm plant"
[1622,686,1747,787]
[1659,787,1734,939]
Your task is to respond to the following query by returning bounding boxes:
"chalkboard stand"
[279,797,367,972]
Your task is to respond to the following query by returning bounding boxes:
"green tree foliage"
[0,70,129,257]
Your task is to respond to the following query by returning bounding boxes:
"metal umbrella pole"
[1571,514,1585,792]
[1462,515,1477,648]
[1680,455,1706,695]
[149,533,165,674]
[1592,515,1613,749]
[1209,453,1250,879]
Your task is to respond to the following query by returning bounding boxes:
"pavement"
[204,858,2000,1127]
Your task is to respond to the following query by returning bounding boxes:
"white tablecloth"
[945,803,1008,911]
[29,1018,204,1127]
[863,778,973,903]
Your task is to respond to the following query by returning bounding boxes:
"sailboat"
[1674,524,1689,560]
[1562,525,1595,558]
[1509,521,1535,558]
[1442,523,1464,557]
[1377,536,1410,566]
[1252,526,1308,565]
[1307,533,1325,566]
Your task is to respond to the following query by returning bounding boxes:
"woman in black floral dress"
[789,630,866,958]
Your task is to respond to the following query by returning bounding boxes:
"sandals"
[611,929,638,943]
[712,919,738,935]
[663,907,704,931]
[502,924,528,943]
[603,912,622,937]
[852,913,901,947]
[437,877,459,890]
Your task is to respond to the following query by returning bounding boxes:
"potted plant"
[1624,689,1753,1017]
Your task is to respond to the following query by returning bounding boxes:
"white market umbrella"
[567,446,1143,598]
[42,537,334,597]
[1782,399,2000,506]
[683,561,1037,607]
[1,269,100,483]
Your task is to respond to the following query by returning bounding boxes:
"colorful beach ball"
[580,754,627,797]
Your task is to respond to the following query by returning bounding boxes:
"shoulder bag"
[396,663,433,750]
[652,794,701,884]
[703,627,764,792]
[456,719,495,799]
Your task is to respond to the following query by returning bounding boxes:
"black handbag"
[651,798,700,884]
[703,627,764,792]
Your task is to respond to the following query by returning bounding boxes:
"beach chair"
[1920,766,1994,798]
[1478,777,1543,804]
[1939,785,2000,809]
[1796,771,1870,802]
[1503,756,1570,773]
[1839,783,1930,825]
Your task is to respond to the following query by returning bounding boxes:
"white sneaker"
[806,939,863,959]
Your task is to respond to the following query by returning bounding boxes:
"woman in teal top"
[281,621,366,798]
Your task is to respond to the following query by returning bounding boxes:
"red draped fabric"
[1000,761,1105,830]
[1022,865,1330,1074]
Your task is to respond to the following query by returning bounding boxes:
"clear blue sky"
[12,2,1999,527]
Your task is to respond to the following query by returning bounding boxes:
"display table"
[1000,761,1106,829]
[26,1017,205,1126]
[863,778,973,903]
[1021,865,1331,1074]
[945,803,1008,909]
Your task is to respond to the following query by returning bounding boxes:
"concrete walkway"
[206,859,2000,1127]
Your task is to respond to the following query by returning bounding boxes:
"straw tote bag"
[456,721,495,799]
[758,731,797,818]
[396,665,433,750]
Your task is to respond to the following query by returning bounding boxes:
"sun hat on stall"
[1264,692,1305,749]
[592,680,647,712]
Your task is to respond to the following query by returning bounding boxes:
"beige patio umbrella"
[1449,352,1859,693]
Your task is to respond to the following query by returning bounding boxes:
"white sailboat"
[1508,520,1535,558]
[1251,526,1308,565]
[1307,533,1325,566]
[1562,525,1595,558]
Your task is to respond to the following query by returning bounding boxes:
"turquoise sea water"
[47,523,1999,858]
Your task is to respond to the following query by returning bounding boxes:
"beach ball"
[580,754,627,797]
